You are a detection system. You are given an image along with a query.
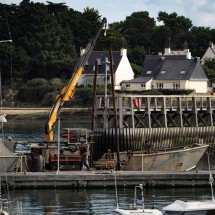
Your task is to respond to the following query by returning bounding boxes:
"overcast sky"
[3,0,215,28]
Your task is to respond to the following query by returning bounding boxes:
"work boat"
[113,184,162,215]
[162,153,215,214]
[124,143,209,171]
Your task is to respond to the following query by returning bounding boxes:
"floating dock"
[0,170,214,189]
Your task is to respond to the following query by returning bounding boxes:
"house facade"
[77,48,134,89]
[201,42,215,65]
[121,50,208,93]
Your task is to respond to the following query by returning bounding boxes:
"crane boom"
[45,18,107,141]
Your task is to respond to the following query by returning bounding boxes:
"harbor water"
[1,187,214,214]
[1,120,215,214]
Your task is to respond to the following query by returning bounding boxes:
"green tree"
[17,78,50,102]
[203,58,215,86]
[157,12,192,49]
[128,45,146,66]
[121,11,156,48]
[12,0,76,80]
[131,63,143,77]
[188,27,212,57]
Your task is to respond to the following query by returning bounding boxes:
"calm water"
[1,187,214,215]
[1,120,214,214]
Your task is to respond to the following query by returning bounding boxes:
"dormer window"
[146,71,152,74]
[161,70,166,74]
[180,71,186,74]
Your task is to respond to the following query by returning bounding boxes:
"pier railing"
[95,95,215,129]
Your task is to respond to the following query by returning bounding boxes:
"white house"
[77,48,134,90]
[121,49,208,93]
[201,42,215,65]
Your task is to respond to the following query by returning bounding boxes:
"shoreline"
[1,107,91,120]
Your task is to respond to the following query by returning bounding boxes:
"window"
[141,83,145,88]
[173,83,180,89]
[180,70,186,74]
[125,84,130,88]
[161,70,166,74]
[146,70,152,74]
[156,83,163,89]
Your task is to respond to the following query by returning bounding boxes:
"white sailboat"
[162,153,215,214]
[113,174,162,215]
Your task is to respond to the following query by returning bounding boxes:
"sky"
[3,0,215,28]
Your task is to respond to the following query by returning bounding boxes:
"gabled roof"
[139,55,208,81]
[155,59,195,80]
[155,57,207,81]
[141,55,188,79]
[211,46,215,55]
[83,51,121,75]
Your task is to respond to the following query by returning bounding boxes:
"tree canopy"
[0,0,214,96]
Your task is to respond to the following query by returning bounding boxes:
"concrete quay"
[0,170,214,189]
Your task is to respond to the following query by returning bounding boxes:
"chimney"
[195,57,200,63]
[164,48,171,55]
[121,48,127,56]
[186,51,191,59]
[80,47,86,56]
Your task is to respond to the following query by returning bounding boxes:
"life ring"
[68,144,77,152]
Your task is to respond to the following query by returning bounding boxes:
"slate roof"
[83,51,121,75]
[121,76,152,83]
[140,55,208,81]
[211,46,215,55]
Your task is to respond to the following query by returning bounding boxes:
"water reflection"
[3,187,212,215]
[1,120,214,214]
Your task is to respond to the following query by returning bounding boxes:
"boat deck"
[0,170,214,189]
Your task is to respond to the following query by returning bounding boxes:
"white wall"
[121,83,143,91]
[188,81,208,93]
[77,74,84,86]
[115,49,134,86]
[151,80,207,93]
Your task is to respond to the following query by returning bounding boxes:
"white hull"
[124,144,209,171]
[0,141,18,172]
[163,200,215,212]
[114,208,162,215]
[1,210,9,215]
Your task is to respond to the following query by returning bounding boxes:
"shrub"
[17,78,50,102]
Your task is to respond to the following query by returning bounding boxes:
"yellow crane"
[45,18,107,141]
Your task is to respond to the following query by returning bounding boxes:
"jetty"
[0,170,214,189]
